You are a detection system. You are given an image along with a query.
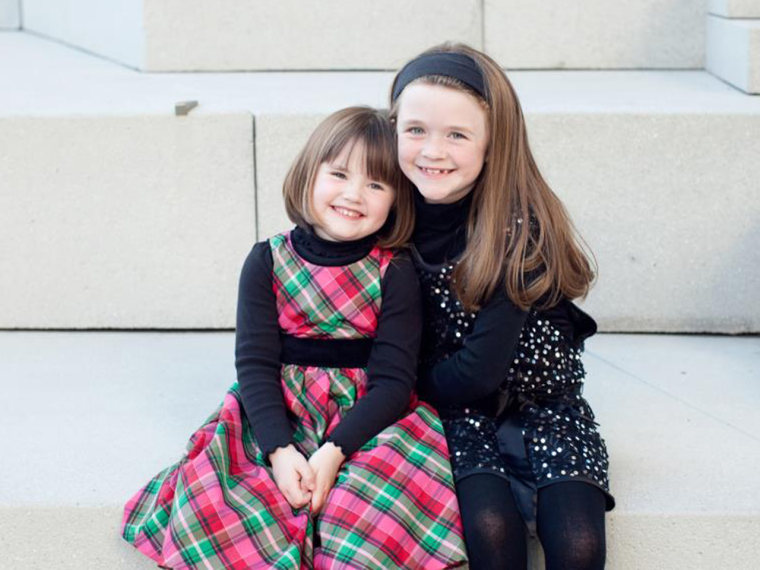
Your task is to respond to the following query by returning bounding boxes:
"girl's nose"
[422,137,446,160]
[342,180,362,201]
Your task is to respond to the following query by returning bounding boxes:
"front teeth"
[334,206,361,218]
[421,167,451,175]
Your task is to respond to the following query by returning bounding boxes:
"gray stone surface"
[0,0,20,29]
[485,0,706,69]
[0,331,758,568]
[709,0,760,17]
[706,15,760,94]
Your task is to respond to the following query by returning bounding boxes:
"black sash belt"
[280,335,373,368]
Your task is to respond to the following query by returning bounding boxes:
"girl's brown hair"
[390,44,596,311]
[283,106,414,249]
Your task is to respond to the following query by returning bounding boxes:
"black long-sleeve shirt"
[235,226,422,458]
[412,190,579,407]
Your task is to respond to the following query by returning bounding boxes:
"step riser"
[3,112,759,332]
[486,0,705,70]
[709,0,760,17]
[0,115,255,329]
[0,0,20,29]
[706,16,760,93]
[20,0,706,71]
[1,508,757,569]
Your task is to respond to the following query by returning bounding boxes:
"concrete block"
[709,0,760,17]
[706,15,760,93]
[529,112,760,333]
[485,0,706,69]
[0,114,256,328]
[142,0,482,71]
[0,0,20,29]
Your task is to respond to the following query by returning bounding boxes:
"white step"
[706,14,760,93]
[709,0,760,17]
[0,331,757,569]
[19,0,707,71]
[0,0,19,29]
[3,32,760,333]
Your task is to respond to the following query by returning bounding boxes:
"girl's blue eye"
[369,182,385,190]
[408,127,424,135]
[450,132,466,140]
[331,171,347,179]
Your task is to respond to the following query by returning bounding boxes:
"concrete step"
[0,331,758,569]
[19,0,706,71]
[709,0,760,17]
[2,31,760,333]
[0,0,19,29]
[706,14,760,93]
[484,0,705,70]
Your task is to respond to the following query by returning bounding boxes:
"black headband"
[392,52,486,101]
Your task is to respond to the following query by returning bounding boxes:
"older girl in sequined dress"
[390,44,615,569]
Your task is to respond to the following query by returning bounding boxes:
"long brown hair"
[390,44,596,310]
[283,106,414,249]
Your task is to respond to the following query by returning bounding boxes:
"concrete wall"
[22,0,143,68]
[485,0,706,69]
[0,114,255,328]
[0,0,20,28]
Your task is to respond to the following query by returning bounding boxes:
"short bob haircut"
[283,106,414,249]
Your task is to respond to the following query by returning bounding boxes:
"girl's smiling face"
[310,141,396,242]
[396,83,489,204]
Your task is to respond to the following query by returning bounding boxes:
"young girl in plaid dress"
[121,107,467,569]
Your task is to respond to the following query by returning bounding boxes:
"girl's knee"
[542,525,605,570]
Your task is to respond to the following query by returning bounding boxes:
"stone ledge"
[0,332,758,569]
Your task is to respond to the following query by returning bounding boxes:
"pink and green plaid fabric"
[121,232,467,569]
[271,232,389,339]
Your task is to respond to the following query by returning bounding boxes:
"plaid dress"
[121,232,467,569]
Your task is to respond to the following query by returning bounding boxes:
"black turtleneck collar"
[291,225,378,266]
[412,189,473,265]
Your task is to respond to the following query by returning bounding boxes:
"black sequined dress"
[412,191,614,536]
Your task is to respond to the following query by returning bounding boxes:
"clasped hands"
[269,442,345,513]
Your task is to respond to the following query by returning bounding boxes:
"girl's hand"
[269,444,316,509]
[308,442,346,514]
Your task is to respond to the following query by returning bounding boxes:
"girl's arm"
[419,290,528,406]
[235,242,293,460]
[325,251,422,457]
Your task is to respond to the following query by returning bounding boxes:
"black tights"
[456,475,606,570]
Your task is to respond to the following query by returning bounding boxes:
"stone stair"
[0,331,757,569]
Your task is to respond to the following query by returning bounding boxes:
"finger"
[298,465,316,492]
